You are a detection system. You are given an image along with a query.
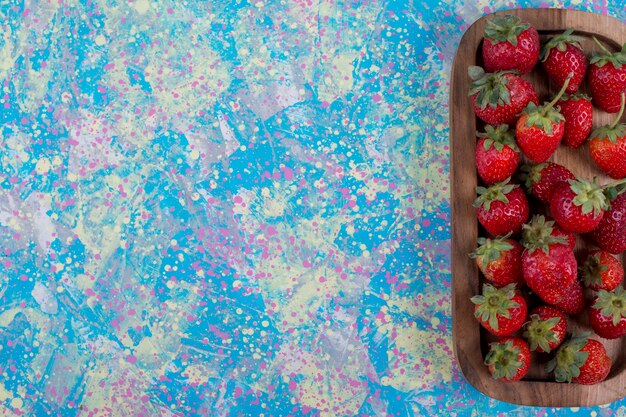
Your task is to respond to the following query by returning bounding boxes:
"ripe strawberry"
[589,288,626,339]
[589,190,626,254]
[547,334,611,385]
[475,125,521,185]
[516,76,571,163]
[470,235,524,287]
[557,93,593,148]
[482,14,539,75]
[521,215,578,307]
[550,279,586,315]
[520,162,575,204]
[588,39,626,113]
[469,66,539,125]
[588,93,626,179]
[541,29,588,93]
[581,250,624,291]
[484,337,531,382]
[523,305,567,353]
[546,215,577,250]
[474,179,529,236]
[471,283,528,337]
[550,178,608,233]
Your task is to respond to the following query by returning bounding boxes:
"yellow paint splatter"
[35,157,52,175]
[133,0,151,14]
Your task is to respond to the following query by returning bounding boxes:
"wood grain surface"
[450,8,626,406]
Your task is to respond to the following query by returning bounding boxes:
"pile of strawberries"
[468,14,626,385]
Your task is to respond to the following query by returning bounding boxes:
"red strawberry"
[516,76,571,163]
[541,29,588,93]
[523,305,567,353]
[589,288,626,339]
[550,279,586,315]
[469,66,539,125]
[484,337,531,382]
[482,14,539,75]
[520,162,575,204]
[588,93,626,180]
[475,125,521,185]
[470,235,524,287]
[471,283,528,337]
[547,216,577,250]
[557,93,593,148]
[589,190,626,254]
[588,39,626,113]
[550,178,608,233]
[581,250,624,291]
[474,179,530,236]
[521,215,578,307]
[547,334,611,384]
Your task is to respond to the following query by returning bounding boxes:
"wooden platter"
[450,8,626,407]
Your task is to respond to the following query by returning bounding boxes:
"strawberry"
[469,66,539,125]
[541,29,588,93]
[588,38,626,113]
[550,279,586,316]
[549,178,608,233]
[520,162,575,204]
[470,235,524,287]
[482,14,539,75]
[523,305,567,353]
[515,75,571,163]
[547,334,611,385]
[546,216,577,250]
[589,190,626,254]
[557,93,593,148]
[589,288,626,339]
[474,179,530,236]
[484,337,531,382]
[475,125,521,185]
[471,283,528,337]
[581,250,624,291]
[521,215,578,307]
[588,93,626,179]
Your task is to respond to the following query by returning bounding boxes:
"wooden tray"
[451,8,626,407]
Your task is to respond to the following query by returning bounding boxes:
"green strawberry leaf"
[521,74,571,134]
[470,234,514,270]
[591,92,626,143]
[559,92,591,102]
[468,68,513,109]
[473,178,516,211]
[593,288,626,327]
[540,28,585,61]
[521,215,568,254]
[582,252,609,288]
[477,124,518,152]
[523,315,561,352]
[484,14,530,46]
[590,38,626,68]
[519,163,547,194]
[484,339,523,380]
[471,283,519,331]
[590,123,626,144]
[569,178,609,217]
[547,333,590,382]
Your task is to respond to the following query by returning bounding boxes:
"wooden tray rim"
[450,7,626,407]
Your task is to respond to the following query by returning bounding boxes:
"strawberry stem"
[545,73,573,112]
[593,36,612,55]
[604,177,626,191]
[609,92,626,130]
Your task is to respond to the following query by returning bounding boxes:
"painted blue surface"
[1,0,625,416]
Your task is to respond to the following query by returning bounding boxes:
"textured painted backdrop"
[0,0,625,416]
